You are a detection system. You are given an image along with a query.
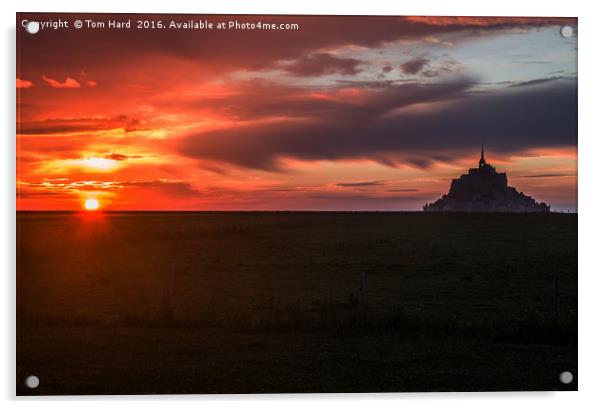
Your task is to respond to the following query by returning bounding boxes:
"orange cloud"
[42,75,81,88]
[16,78,33,88]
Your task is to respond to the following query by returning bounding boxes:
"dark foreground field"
[16,212,577,394]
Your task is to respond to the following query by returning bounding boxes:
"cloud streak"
[17,115,145,135]
[336,180,386,187]
[42,75,81,88]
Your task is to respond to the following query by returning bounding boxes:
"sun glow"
[80,157,118,170]
[84,198,100,210]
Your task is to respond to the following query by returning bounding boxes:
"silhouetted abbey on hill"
[423,147,550,213]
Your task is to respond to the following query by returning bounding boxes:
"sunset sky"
[17,14,577,211]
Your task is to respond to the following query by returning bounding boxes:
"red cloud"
[42,75,81,88]
[16,78,33,88]
[406,16,576,27]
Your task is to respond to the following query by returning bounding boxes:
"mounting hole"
[25,375,39,389]
[560,26,573,38]
[559,371,574,384]
[25,21,40,35]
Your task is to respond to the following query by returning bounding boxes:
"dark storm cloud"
[178,78,576,170]
[400,56,431,75]
[281,53,364,76]
[178,78,475,170]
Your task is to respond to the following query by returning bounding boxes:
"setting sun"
[84,198,100,211]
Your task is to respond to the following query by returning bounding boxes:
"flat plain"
[16,212,578,394]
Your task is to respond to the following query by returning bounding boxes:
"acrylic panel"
[16,13,578,395]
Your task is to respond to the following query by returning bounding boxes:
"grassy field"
[16,212,577,394]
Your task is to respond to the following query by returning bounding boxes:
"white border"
[2,1,600,407]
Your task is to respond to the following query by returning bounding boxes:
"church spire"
[479,145,486,168]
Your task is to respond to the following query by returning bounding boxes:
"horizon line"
[15,209,578,214]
